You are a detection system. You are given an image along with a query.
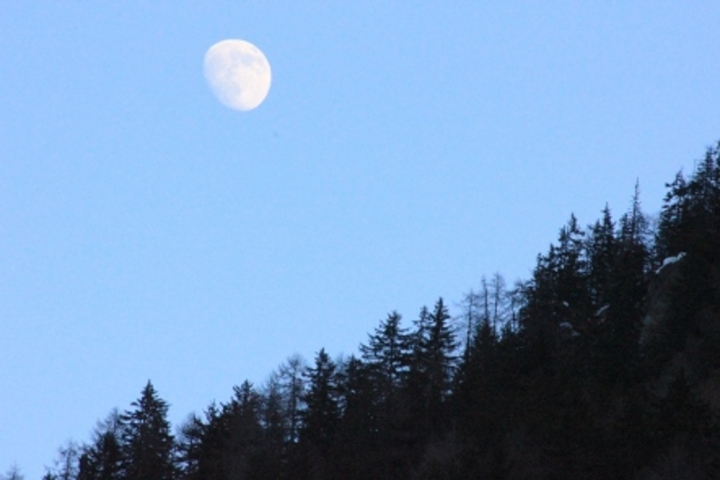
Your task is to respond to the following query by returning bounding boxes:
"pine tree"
[586,205,616,307]
[657,171,689,259]
[599,184,650,380]
[519,214,590,369]
[223,381,264,479]
[336,355,374,436]
[553,214,589,313]
[175,413,206,480]
[77,410,124,480]
[119,381,175,480]
[413,298,458,436]
[357,312,417,476]
[185,403,227,480]
[455,308,503,467]
[662,144,720,258]
[333,355,380,479]
[300,349,340,452]
[297,349,344,480]
[650,146,720,373]
[359,311,412,408]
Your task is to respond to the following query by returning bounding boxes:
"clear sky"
[2,2,720,476]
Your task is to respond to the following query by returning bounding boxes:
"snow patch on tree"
[655,252,687,274]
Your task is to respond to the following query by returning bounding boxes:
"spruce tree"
[519,214,591,370]
[359,311,412,408]
[175,413,205,480]
[300,349,341,452]
[77,410,124,480]
[333,355,380,479]
[358,312,416,476]
[586,205,616,307]
[651,145,720,373]
[223,381,264,479]
[119,381,175,480]
[601,185,650,380]
[413,298,457,436]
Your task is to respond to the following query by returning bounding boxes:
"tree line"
[10,141,720,479]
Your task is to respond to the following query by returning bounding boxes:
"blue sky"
[2,2,720,476]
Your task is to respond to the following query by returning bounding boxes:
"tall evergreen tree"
[358,312,417,477]
[300,349,341,452]
[658,144,720,259]
[600,184,650,380]
[411,298,458,436]
[187,403,227,480]
[119,381,175,480]
[586,205,616,307]
[650,145,720,373]
[175,413,205,480]
[333,355,381,479]
[455,308,502,465]
[519,214,590,369]
[359,311,412,408]
[223,381,264,479]
[77,410,124,480]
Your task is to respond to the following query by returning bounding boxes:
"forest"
[8,142,720,479]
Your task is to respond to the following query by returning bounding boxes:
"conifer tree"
[519,214,589,369]
[357,312,418,475]
[599,185,650,379]
[300,349,341,453]
[411,298,458,436]
[651,146,720,372]
[175,413,205,480]
[659,144,720,258]
[586,205,616,307]
[187,403,227,480]
[455,308,502,460]
[119,381,175,480]
[333,355,380,479]
[223,381,264,479]
[359,311,412,407]
[77,410,124,480]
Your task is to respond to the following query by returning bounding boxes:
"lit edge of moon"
[204,39,272,112]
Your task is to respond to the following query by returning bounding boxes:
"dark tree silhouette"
[77,410,124,480]
[119,381,175,480]
[40,138,720,480]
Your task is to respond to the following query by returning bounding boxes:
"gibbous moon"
[204,39,271,111]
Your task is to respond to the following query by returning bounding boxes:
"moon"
[204,39,271,111]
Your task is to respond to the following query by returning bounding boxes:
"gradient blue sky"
[2,2,720,476]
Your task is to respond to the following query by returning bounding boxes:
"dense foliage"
[19,142,720,478]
